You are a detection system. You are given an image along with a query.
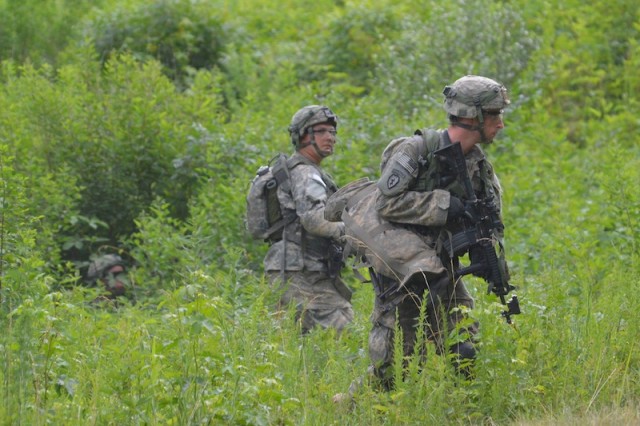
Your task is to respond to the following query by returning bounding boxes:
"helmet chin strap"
[453,105,492,143]
[311,137,331,157]
[298,135,331,157]
[453,122,492,144]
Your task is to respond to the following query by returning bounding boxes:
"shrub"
[0,0,101,66]
[372,0,540,117]
[82,0,233,88]
[302,4,400,91]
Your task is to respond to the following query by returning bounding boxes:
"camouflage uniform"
[370,133,502,386]
[86,254,130,298]
[265,107,353,334]
[359,76,509,387]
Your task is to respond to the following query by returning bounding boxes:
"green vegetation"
[1,0,639,424]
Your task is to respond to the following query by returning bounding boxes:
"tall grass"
[0,0,639,424]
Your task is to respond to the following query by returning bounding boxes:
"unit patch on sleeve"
[387,172,400,190]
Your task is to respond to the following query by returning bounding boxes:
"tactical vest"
[400,129,496,204]
[280,155,340,259]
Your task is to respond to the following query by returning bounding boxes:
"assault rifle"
[434,142,521,324]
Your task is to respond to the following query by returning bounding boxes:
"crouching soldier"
[86,254,130,299]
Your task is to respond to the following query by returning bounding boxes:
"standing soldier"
[262,105,354,334]
[333,75,512,396]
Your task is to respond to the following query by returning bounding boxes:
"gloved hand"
[327,241,345,279]
[446,196,466,223]
[468,246,489,280]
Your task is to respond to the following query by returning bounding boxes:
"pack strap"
[264,212,297,241]
[412,129,444,192]
[271,153,291,190]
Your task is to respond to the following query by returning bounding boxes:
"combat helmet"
[87,254,125,281]
[288,105,338,147]
[443,75,510,124]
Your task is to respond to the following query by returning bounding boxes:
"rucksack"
[245,153,295,242]
[380,128,443,192]
[326,128,443,225]
[325,129,444,287]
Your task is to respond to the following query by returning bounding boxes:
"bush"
[302,4,400,91]
[0,0,101,66]
[372,0,540,117]
[83,0,233,88]
[0,53,228,260]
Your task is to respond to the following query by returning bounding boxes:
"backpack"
[326,128,443,224]
[245,153,295,242]
[325,129,444,287]
[379,128,446,194]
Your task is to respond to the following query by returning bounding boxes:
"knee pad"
[450,341,476,378]
[451,341,476,360]
[368,326,394,368]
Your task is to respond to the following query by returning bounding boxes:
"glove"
[446,196,466,223]
[468,246,489,279]
[327,242,345,279]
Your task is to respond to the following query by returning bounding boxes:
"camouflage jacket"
[376,129,503,235]
[264,152,345,272]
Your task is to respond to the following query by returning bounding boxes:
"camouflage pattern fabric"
[443,75,510,120]
[264,152,345,272]
[341,188,447,287]
[87,254,123,280]
[267,271,353,333]
[350,130,501,385]
[87,254,129,298]
[263,152,352,332]
[368,273,477,388]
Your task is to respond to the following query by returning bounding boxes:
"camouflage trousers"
[368,272,478,388]
[267,270,354,334]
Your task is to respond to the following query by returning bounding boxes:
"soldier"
[263,105,354,334]
[86,253,130,299]
[335,75,510,396]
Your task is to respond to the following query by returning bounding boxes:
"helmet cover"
[288,105,338,146]
[443,75,510,119]
[87,254,125,281]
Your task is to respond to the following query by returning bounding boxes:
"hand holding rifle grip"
[434,141,521,324]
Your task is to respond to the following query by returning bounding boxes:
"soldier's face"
[101,265,127,297]
[309,124,337,155]
[481,110,504,143]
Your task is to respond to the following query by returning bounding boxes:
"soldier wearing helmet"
[86,253,130,299]
[443,75,510,144]
[288,105,340,158]
[336,76,510,398]
[263,105,353,334]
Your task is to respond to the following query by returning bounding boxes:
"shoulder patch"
[311,173,326,186]
[387,172,400,190]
